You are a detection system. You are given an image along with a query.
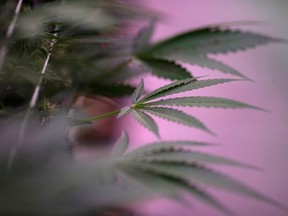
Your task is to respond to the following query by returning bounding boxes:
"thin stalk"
[85,110,121,122]
[8,28,58,171]
[18,41,55,142]
[69,109,122,126]
[0,0,24,73]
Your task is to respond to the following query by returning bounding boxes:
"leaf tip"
[206,128,217,137]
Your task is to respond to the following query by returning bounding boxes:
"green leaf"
[131,79,144,103]
[138,57,192,80]
[188,56,250,79]
[144,26,282,57]
[139,107,213,134]
[127,141,216,157]
[131,109,159,137]
[133,20,155,53]
[138,78,237,103]
[119,163,234,216]
[119,165,179,197]
[117,106,133,118]
[111,131,129,157]
[138,78,196,103]
[133,149,258,169]
[130,162,287,211]
[161,54,250,80]
[143,96,267,111]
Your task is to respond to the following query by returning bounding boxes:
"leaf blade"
[111,131,129,157]
[131,109,159,137]
[144,27,282,57]
[138,77,196,103]
[143,96,267,111]
[140,107,213,135]
[127,140,216,157]
[138,57,192,80]
[133,20,155,53]
[129,162,287,211]
[131,79,144,103]
[134,149,258,169]
[160,54,250,80]
[119,163,234,216]
[138,78,238,103]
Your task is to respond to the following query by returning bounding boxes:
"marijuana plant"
[0,0,286,215]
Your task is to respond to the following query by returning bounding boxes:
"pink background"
[122,1,288,216]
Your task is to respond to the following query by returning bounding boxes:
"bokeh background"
[123,1,288,216]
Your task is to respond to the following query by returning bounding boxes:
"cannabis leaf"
[144,26,282,57]
[133,20,155,53]
[142,96,267,111]
[120,165,234,216]
[131,109,159,137]
[2,1,285,216]
[111,131,129,157]
[131,78,144,103]
[137,57,192,80]
[127,140,216,156]
[138,77,197,102]
[138,78,237,103]
[123,162,285,211]
[138,26,283,79]
[77,77,264,137]
[113,78,263,137]
[140,106,213,135]
[165,54,251,80]
[129,149,258,169]
[113,133,287,215]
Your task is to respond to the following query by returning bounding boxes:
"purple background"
[122,1,288,216]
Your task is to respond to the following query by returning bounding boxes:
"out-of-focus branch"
[0,0,24,73]
[8,29,59,171]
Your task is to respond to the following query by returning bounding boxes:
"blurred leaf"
[126,140,216,157]
[132,149,257,169]
[119,163,234,216]
[164,54,250,80]
[143,26,282,57]
[138,57,192,80]
[0,117,156,215]
[18,2,118,37]
[126,162,286,212]
[133,20,155,53]
[111,131,129,158]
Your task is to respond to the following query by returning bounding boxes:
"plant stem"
[0,0,24,73]
[85,110,121,122]
[8,28,58,171]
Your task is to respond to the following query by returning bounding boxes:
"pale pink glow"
[126,1,288,216]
